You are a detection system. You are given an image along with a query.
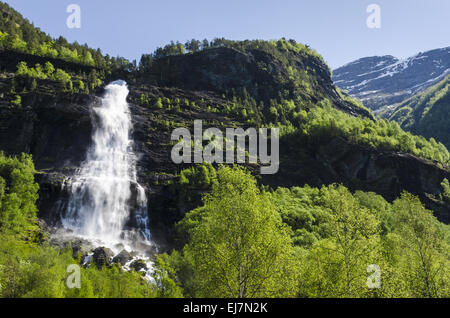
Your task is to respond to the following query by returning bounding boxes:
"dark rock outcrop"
[0,50,98,75]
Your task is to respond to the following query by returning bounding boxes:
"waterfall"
[61,80,151,248]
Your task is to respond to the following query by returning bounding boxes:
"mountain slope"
[380,75,450,149]
[333,47,450,110]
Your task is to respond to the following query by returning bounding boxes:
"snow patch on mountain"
[332,47,450,110]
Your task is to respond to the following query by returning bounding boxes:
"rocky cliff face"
[333,47,450,110]
[147,46,372,119]
[0,76,97,221]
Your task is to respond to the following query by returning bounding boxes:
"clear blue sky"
[3,0,450,68]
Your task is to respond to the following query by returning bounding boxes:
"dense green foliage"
[13,61,102,93]
[161,166,450,298]
[272,185,449,297]
[294,101,449,165]
[384,75,450,150]
[169,163,218,213]
[165,166,300,297]
[16,61,73,90]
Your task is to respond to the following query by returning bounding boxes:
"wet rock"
[92,247,114,267]
[130,259,148,272]
[112,249,132,266]
[130,251,140,258]
[114,243,125,251]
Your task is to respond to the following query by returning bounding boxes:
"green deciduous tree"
[441,179,450,202]
[0,153,39,234]
[182,166,300,298]
[298,185,381,297]
[391,193,450,297]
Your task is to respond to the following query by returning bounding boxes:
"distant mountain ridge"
[332,47,450,110]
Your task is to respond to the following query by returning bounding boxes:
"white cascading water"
[61,80,151,249]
